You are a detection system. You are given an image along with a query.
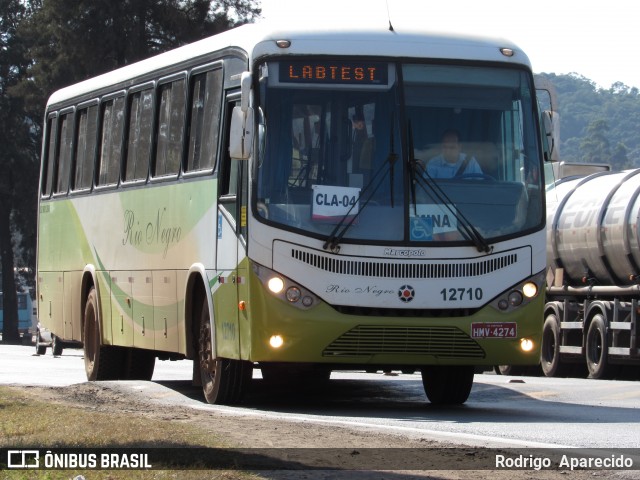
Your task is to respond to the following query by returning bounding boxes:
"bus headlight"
[253,262,319,310]
[492,272,544,312]
[268,277,285,294]
[269,335,284,348]
[508,291,523,306]
[522,282,538,298]
[286,287,301,303]
[520,338,534,352]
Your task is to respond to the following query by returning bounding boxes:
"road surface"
[2,343,640,451]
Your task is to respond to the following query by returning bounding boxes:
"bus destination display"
[280,61,388,85]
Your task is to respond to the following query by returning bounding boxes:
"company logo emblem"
[7,450,40,469]
[398,285,415,303]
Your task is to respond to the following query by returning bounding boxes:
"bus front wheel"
[421,365,474,405]
[197,298,251,405]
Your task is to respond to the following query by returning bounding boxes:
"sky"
[258,0,640,90]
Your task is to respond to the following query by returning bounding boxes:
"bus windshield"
[256,60,543,246]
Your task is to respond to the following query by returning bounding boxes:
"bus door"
[215,95,247,360]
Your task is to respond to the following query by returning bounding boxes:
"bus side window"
[73,104,98,191]
[54,111,73,194]
[155,78,186,177]
[98,96,125,186]
[125,88,154,182]
[42,114,58,197]
[218,98,241,221]
[186,68,222,172]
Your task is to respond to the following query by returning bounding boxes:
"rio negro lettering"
[122,208,181,258]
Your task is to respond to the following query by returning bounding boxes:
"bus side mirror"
[229,106,254,160]
[542,110,560,162]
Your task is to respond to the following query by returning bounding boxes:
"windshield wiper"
[322,151,396,252]
[323,117,398,252]
[408,125,492,254]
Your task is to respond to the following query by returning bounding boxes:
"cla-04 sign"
[312,185,360,223]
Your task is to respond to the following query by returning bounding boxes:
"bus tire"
[83,288,122,381]
[421,365,474,405]
[540,314,570,377]
[198,297,251,405]
[35,329,46,355]
[123,348,156,380]
[51,334,63,356]
[586,314,618,379]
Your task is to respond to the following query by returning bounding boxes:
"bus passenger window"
[155,79,186,177]
[186,69,222,172]
[42,115,57,197]
[125,89,153,181]
[55,112,73,194]
[98,97,125,186]
[74,105,98,190]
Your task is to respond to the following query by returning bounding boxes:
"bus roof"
[46,21,530,107]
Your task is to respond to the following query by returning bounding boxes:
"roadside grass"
[0,386,262,480]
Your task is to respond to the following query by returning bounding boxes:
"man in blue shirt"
[426,129,482,179]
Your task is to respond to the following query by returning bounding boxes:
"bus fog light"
[508,291,523,306]
[522,282,538,298]
[302,296,314,307]
[498,299,509,310]
[520,338,534,352]
[286,287,301,303]
[269,335,284,348]
[268,277,285,294]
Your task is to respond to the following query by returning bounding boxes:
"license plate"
[471,322,517,338]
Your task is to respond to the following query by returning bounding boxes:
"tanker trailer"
[544,168,640,378]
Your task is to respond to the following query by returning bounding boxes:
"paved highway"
[2,343,640,450]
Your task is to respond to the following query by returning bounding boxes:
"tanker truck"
[542,166,640,378]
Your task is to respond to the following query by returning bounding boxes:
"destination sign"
[279,61,388,85]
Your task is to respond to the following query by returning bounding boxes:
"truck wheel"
[421,365,474,405]
[540,314,570,377]
[51,334,63,356]
[586,315,618,379]
[197,297,251,405]
[83,288,122,381]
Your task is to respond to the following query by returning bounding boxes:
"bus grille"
[291,248,517,279]
[323,325,486,358]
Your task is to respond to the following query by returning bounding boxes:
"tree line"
[538,72,640,170]
[0,0,259,343]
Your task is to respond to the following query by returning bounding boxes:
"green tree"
[579,119,611,164]
[1,0,259,343]
[611,142,631,170]
[0,0,37,343]
[16,0,260,118]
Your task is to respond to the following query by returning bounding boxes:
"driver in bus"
[425,129,482,179]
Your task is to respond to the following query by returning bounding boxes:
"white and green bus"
[36,21,548,405]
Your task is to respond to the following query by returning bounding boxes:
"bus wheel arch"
[188,271,251,405]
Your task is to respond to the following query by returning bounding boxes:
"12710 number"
[440,287,483,302]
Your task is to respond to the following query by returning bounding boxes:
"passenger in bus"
[425,129,482,179]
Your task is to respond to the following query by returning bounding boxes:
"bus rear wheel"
[83,288,122,381]
[197,298,251,405]
[421,365,474,405]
